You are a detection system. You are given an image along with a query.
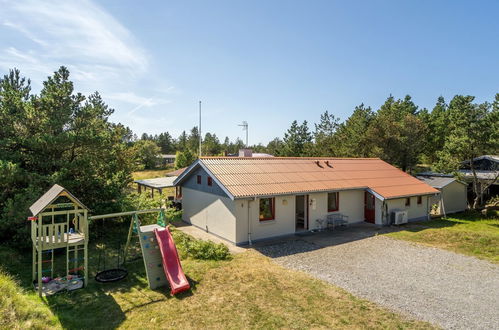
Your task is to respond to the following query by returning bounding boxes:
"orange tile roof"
[190,157,439,199]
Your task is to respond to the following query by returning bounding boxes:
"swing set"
[29,184,169,296]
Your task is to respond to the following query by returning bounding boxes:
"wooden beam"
[88,208,165,220]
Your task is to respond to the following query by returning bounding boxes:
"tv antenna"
[198,101,202,157]
[238,121,248,147]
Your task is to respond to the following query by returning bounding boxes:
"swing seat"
[95,268,128,283]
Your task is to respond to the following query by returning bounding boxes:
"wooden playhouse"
[29,184,88,296]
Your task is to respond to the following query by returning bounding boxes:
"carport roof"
[175,157,439,200]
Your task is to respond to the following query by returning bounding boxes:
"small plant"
[171,229,231,261]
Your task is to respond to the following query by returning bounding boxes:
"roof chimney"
[239,149,253,157]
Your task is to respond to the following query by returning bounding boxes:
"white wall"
[234,190,366,243]
[181,187,237,243]
[384,195,430,223]
[308,190,365,229]
[442,181,468,214]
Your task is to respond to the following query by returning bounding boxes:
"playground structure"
[29,184,189,296]
[29,184,89,297]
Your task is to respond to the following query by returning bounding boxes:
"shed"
[416,175,468,215]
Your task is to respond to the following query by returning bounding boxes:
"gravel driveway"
[256,228,499,330]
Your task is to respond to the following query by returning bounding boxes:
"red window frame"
[207,176,213,186]
[417,196,422,205]
[327,192,339,212]
[405,197,411,206]
[196,175,201,184]
[259,197,275,221]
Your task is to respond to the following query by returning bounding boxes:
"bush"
[171,229,231,261]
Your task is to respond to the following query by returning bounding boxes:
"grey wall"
[181,166,229,198]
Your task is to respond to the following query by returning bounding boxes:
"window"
[327,192,339,212]
[405,197,411,206]
[417,196,422,205]
[259,198,275,221]
[207,176,213,186]
[196,175,201,184]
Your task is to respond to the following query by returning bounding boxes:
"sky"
[0,0,498,145]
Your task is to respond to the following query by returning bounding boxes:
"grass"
[0,219,434,329]
[0,269,60,329]
[132,167,174,181]
[386,211,499,263]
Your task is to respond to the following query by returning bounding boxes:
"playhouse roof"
[29,184,87,216]
[175,157,439,200]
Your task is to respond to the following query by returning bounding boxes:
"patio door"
[364,192,375,223]
[295,195,309,231]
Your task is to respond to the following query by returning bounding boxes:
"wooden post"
[123,214,136,264]
[37,215,42,297]
[83,209,88,287]
[138,184,141,194]
[32,244,36,282]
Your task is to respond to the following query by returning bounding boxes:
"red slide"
[154,227,190,295]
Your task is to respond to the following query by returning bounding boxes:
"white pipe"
[247,198,255,245]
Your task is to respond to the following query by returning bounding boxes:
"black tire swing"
[94,243,128,283]
[94,216,128,283]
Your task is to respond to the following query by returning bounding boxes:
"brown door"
[364,191,375,223]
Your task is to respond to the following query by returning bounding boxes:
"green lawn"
[132,167,174,181]
[0,220,434,329]
[386,211,499,263]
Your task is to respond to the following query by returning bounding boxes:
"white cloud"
[0,0,181,135]
[106,92,171,114]
[0,0,151,94]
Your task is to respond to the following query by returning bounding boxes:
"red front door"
[364,192,375,223]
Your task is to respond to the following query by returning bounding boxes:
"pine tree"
[366,95,426,172]
[335,104,374,157]
[283,120,313,156]
[313,111,340,156]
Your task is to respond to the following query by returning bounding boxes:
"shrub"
[171,229,231,261]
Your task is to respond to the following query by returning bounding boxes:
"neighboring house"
[459,155,499,202]
[156,154,176,167]
[226,149,274,158]
[416,174,468,215]
[174,157,439,245]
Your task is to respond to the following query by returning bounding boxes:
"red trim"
[417,196,422,204]
[196,175,201,184]
[27,216,38,221]
[364,191,375,223]
[259,197,275,221]
[327,192,339,212]
[207,176,213,186]
[405,197,411,206]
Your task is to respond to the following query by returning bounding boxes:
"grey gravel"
[256,234,499,330]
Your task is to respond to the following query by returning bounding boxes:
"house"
[416,174,468,215]
[156,154,176,167]
[459,155,499,201]
[173,157,439,245]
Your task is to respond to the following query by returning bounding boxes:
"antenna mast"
[198,101,202,157]
[238,121,248,147]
